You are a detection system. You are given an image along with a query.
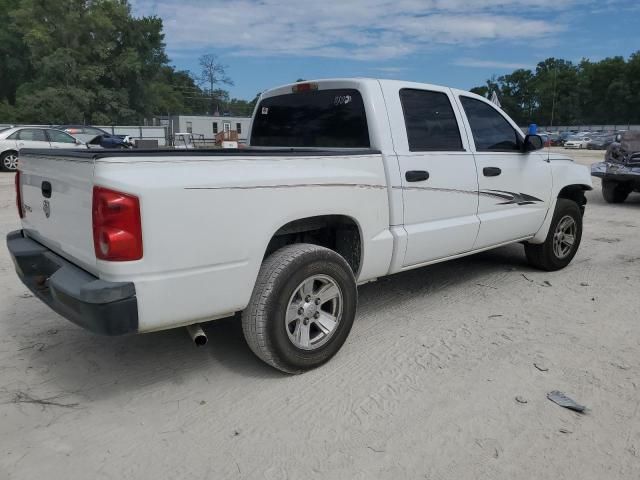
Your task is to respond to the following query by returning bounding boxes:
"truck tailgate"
[18,150,97,274]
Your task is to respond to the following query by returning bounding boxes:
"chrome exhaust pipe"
[186,324,207,346]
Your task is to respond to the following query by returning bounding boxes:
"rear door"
[380,83,480,266]
[455,95,552,249]
[14,128,51,150]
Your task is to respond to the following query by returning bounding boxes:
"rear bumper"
[6,230,138,335]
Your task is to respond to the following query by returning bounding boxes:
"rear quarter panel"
[94,153,392,331]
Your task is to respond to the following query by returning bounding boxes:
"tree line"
[471,53,640,127]
[0,0,257,124]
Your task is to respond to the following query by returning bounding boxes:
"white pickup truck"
[8,79,592,373]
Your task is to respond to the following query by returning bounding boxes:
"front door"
[46,129,82,149]
[455,95,552,249]
[381,84,480,267]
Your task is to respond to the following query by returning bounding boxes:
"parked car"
[538,134,551,147]
[557,132,573,146]
[9,78,592,373]
[56,125,132,149]
[591,131,640,203]
[587,134,615,150]
[564,135,591,149]
[548,133,563,146]
[0,126,85,172]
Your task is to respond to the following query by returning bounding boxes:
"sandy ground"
[1,148,639,479]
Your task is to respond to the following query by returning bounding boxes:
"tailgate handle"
[41,181,52,198]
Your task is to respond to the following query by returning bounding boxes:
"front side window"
[400,89,463,151]
[47,129,76,143]
[17,129,47,142]
[251,88,370,148]
[460,96,521,152]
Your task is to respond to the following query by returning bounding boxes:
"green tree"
[470,53,640,126]
[0,0,215,124]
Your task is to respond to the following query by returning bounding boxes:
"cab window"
[460,97,521,152]
[251,88,370,148]
[400,89,463,151]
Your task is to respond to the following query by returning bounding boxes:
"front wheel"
[242,244,357,374]
[525,198,583,271]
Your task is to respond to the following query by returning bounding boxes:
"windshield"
[251,88,370,148]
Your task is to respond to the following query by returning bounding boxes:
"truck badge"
[43,200,51,218]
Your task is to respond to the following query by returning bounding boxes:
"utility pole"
[550,65,558,128]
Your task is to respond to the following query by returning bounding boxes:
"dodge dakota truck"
[8,79,592,373]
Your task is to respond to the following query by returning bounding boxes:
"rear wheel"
[1,151,18,172]
[602,180,630,204]
[525,199,582,271]
[242,244,357,374]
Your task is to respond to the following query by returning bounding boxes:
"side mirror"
[522,134,544,152]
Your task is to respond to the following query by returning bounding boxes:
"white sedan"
[0,126,85,172]
[564,135,591,149]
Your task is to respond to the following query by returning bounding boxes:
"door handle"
[405,170,430,182]
[483,167,502,177]
[41,181,52,198]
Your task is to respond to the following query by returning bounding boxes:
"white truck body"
[9,78,592,369]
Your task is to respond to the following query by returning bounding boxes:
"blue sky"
[132,0,640,100]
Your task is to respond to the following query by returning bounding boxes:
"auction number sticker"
[261,107,269,114]
[334,95,352,105]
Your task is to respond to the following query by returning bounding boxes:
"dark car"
[548,133,563,146]
[55,125,132,149]
[557,132,572,146]
[587,134,615,150]
[591,131,640,203]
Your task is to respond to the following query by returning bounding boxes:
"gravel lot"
[1,148,639,479]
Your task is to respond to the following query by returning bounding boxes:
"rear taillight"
[92,186,143,261]
[15,171,24,219]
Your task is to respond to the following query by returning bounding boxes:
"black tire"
[602,180,630,204]
[242,244,357,374]
[1,151,19,172]
[525,198,583,271]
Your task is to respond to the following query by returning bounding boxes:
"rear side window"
[251,88,370,148]
[460,97,520,151]
[400,89,463,151]
[17,129,47,142]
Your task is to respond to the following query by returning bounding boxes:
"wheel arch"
[531,182,591,244]
[557,183,591,213]
[263,214,364,277]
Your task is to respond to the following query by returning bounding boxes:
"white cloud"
[453,58,532,69]
[132,0,576,61]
